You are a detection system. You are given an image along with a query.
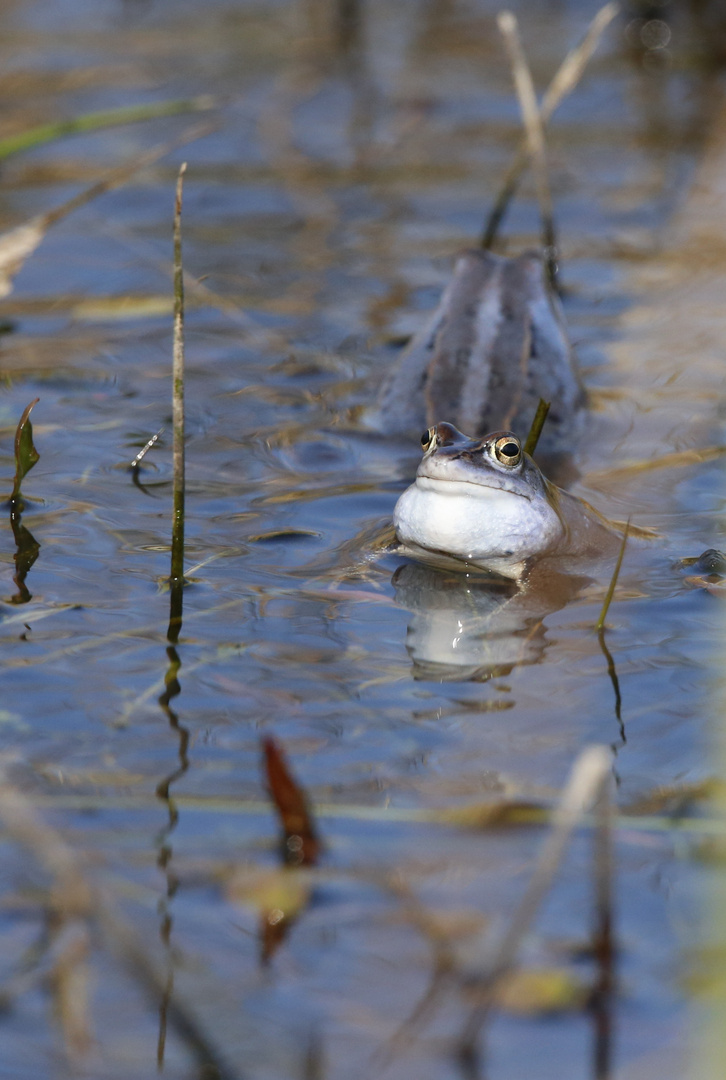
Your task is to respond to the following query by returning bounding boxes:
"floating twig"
[497,11,557,286]
[482,3,618,249]
[523,398,550,457]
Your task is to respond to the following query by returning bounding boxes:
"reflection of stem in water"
[336,0,360,53]
[8,506,40,605]
[597,629,626,750]
[591,774,615,1080]
[6,398,41,604]
[155,593,190,1067]
[596,520,630,754]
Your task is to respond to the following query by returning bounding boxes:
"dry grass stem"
[539,3,620,123]
[497,11,557,283]
[587,443,726,484]
[50,921,93,1059]
[0,770,244,1080]
[482,2,618,248]
[0,121,214,300]
[372,873,460,1069]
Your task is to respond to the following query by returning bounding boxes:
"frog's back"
[370,249,584,456]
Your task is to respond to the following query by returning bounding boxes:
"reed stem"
[497,11,557,286]
[523,398,550,457]
[596,519,630,632]
[482,3,618,250]
[170,164,187,596]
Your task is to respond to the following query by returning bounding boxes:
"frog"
[368,248,585,458]
[393,421,617,580]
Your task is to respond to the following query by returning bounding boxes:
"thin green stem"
[596,519,630,632]
[0,97,214,161]
[523,398,550,457]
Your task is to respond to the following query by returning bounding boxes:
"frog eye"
[493,435,522,466]
[421,427,436,452]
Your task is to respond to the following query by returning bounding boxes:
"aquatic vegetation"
[0,1,721,1078]
[0,97,215,162]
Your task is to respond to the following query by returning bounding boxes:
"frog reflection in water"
[391,560,588,682]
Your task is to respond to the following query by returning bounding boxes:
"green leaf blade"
[12,397,40,503]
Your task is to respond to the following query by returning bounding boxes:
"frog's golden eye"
[421,427,436,452]
[494,435,522,466]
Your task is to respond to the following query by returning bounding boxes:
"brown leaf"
[262,736,320,866]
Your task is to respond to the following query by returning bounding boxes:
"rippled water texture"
[0,1,724,1077]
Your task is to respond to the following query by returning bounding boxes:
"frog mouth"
[416,474,532,501]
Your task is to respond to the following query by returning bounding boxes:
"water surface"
[0,1,723,1077]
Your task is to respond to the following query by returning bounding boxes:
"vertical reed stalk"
[523,398,550,457]
[170,163,187,623]
[596,520,630,632]
[497,11,557,286]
